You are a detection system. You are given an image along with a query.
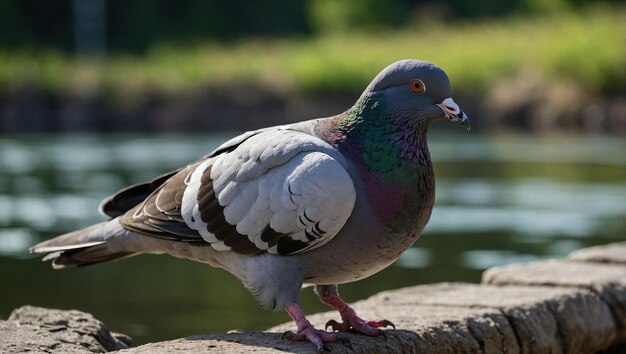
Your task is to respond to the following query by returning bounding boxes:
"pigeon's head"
[360,59,470,130]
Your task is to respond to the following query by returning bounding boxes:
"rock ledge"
[3,241,625,353]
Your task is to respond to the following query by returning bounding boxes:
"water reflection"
[434,179,626,237]
[0,133,624,343]
[396,247,431,269]
[461,250,547,270]
[0,228,35,256]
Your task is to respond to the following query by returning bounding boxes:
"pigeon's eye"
[409,79,426,93]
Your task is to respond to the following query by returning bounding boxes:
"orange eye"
[409,79,426,93]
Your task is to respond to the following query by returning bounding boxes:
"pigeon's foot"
[284,303,351,352]
[317,285,394,337]
[325,314,395,337]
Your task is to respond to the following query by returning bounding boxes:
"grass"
[0,7,623,99]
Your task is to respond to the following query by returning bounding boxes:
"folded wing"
[120,128,356,256]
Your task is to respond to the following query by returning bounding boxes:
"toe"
[282,326,342,352]
[325,319,349,332]
[380,330,388,341]
[325,319,339,332]
[366,319,396,329]
[303,330,325,352]
[351,320,384,336]
[281,330,298,340]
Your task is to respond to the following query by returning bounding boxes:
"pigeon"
[31,59,469,351]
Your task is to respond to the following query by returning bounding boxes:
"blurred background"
[1,0,625,345]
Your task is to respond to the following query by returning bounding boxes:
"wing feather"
[118,128,356,256]
[99,170,180,218]
[191,129,356,255]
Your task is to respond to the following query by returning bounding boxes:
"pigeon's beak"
[437,98,470,131]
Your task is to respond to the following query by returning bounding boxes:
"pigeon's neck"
[315,96,435,234]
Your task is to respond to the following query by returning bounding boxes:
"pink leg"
[316,285,395,337]
[282,303,351,352]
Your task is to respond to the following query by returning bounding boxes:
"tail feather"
[49,247,135,269]
[30,220,137,268]
[32,241,107,254]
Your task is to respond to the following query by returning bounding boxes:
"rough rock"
[483,259,626,343]
[0,305,132,353]
[4,242,626,353]
[120,303,515,354]
[373,282,617,353]
[483,259,626,289]
[144,244,626,353]
[268,301,515,353]
[568,241,626,264]
[117,333,295,354]
[123,282,623,353]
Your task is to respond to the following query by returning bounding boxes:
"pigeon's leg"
[315,284,395,336]
[282,303,349,352]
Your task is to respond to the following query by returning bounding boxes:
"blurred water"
[0,132,624,343]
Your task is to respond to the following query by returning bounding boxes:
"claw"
[327,316,390,337]
[281,330,295,340]
[380,330,388,341]
[284,304,343,351]
[366,319,395,329]
[325,319,337,331]
[322,343,332,352]
[325,319,349,332]
[316,286,397,339]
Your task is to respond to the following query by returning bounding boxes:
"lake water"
[0,132,624,344]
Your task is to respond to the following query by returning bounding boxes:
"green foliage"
[0,9,623,98]
[2,0,620,53]
[523,0,571,14]
[307,0,407,33]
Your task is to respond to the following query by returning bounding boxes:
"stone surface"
[118,333,294,354]
[121,301,516,353]
[568,242,626,264]
[482,259,626,288]
[375,282,618,353]
[0,305,132,353]
[269,301,516,353]
[483,259,626,343]
[4,242,626,353]
[124,282,623,353]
